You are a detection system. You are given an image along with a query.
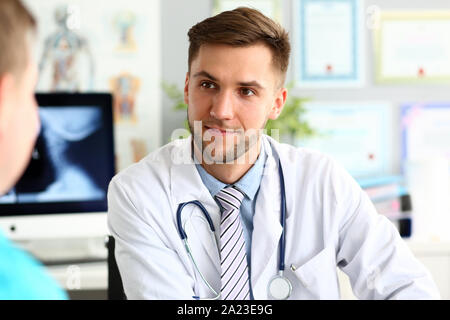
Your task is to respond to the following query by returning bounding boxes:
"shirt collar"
[194,141,267,200]
[233,142,266,200]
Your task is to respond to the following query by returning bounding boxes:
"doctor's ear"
[184,72,190,105]
[268,87,287,120]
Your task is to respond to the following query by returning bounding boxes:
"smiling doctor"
[107,7,440,300]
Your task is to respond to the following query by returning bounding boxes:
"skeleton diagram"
[39,5,95,92]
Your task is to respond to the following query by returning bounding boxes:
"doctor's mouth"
[169,120,280,166]
[204,125,240,137]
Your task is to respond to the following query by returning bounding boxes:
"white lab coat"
[107,135,440,299]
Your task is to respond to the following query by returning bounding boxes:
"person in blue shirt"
[0,0,67,300]
[0,232,67,300]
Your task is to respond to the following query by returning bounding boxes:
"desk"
[23,237,111,300]
[42,239,450,299]
[46,261,107,299]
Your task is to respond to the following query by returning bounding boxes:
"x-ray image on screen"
[0,106,108,204]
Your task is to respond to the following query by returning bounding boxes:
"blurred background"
[1,0,450,299]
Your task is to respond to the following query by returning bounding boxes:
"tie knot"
[215,185,245,212]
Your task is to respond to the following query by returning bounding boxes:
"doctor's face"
[184,43,287,164]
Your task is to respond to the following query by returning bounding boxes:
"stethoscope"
[176,146,292,300]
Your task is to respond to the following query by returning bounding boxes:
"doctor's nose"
[210,90,235,120]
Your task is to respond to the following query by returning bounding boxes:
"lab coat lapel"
[170,136,222,275]
[251,137,283,298]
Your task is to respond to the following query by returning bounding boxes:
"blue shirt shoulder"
[0,231,68,300]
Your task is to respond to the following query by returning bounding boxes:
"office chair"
[106,236,126,300]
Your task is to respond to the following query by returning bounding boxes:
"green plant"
[162,81,188,112]
[161,81,190,134]
[265,82,315,142]
[162,80,315,142]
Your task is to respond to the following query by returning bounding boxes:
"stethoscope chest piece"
[267,272,292,300]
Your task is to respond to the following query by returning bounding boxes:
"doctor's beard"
[188,120,260,165]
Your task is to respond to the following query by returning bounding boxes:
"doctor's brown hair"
[187,7,291,86]
[0,0,36,78]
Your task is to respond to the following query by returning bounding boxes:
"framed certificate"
[375,11,450,84]
[294,0,364,87]
[401,102,450,162]
[212,0,281,22]
[297,101,392,178]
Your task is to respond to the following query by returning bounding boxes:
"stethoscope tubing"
[176,161,287,271]
[176,200,215,240]
[277,159,287,272]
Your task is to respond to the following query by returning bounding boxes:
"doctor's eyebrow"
[193,70,265,90]
[193,71,218,81]
[238,80,264,90]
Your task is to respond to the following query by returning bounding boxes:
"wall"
[161,0,450,176]
[161,0,212,144]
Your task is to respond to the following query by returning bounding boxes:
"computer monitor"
[0,93,115,240]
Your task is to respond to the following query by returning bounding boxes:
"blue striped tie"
[215,185,250,300]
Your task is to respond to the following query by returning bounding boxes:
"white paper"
[298,102,392,178]
[402,103,450,161]
[296,0,364,87]
[406,158,450,242]
[380,18,450,80]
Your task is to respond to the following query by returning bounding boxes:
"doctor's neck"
[193,138,261,185]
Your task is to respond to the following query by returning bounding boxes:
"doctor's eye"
[200,81,217,89]
[240,88,256,97]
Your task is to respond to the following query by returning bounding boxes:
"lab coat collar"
[250,136,283,297]
[233,140,267,201]
[170,135,213,205]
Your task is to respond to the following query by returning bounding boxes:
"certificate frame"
[401,102,450,166]
[297,101,392,178]
[375,11,450,84]
[294,0,364,87]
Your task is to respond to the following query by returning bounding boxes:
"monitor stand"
[16,236,108,264]
[0,212,109,263]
